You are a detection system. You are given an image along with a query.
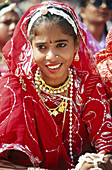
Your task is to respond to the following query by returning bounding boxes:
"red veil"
[2,1,98,77]
[0,1,112,169]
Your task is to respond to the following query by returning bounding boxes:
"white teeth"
[47,64,61,69]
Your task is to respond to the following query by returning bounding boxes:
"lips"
[99,11,109,18]
[46,63,62,70]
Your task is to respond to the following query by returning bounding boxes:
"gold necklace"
[34,67,71,94]
[38,90,68,117]
[34,67,74,161]
[34,67,72,116]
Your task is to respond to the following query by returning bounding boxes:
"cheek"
[65,52,74,66]
[69,56,74,65]
[33,50,45,64]
[0,25,8,35]
[85,6,97,17]
[107,11,112,19]
[68,47,75,60]
[0,26,9,43]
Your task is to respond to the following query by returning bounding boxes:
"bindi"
[50,41,52,45]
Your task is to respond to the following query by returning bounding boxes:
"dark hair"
[29,12,78,43]
[0,3,10,10]
[80,0,89,7]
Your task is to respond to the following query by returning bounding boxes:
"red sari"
[0,2,112,169]
[0,65,112,169]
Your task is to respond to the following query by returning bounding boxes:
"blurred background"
[10,0,81,15]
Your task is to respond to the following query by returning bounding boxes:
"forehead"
[32,18,72,35]
[32,22,73,42]
[37,19,58,28]
[0,11,19,21]
[35,22,64,36]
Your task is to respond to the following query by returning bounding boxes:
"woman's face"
[80,1,111,24]
[0,11,19,50]
[32,22,78,87]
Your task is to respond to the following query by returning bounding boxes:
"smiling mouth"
[46,63,62,69]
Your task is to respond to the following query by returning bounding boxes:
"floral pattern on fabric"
[95,27,112,112]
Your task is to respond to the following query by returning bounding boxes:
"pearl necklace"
[69,69,74,162]
[34,67,74,162]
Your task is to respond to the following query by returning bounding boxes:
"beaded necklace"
[34,67,71,94]
[34,67,74,162]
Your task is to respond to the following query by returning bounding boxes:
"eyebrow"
[35,42,46,45]
[55,39,68,43]
[35,39,68,45]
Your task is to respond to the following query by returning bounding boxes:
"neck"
[40,71,69,88]
[84,21,105,42]
[34,68,72,95]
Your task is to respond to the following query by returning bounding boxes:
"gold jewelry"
[34,67,74,162]
[34,67,71,94]
[38,90,68,117]
[74,52,79,61]
[19,77,27,91]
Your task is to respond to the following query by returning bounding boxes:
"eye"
[3,20,11,25]
[36,45,47,50]
[56,43,67,48]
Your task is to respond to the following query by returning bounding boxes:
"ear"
[80,7,86,19]
[74,35,81,53]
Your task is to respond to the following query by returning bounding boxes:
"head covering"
[2,1,99,79]
[1,2,112,168]
[0,2,22,18]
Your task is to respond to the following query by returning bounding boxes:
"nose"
[46,48,57,62]
[101,1,108,8]
[9,22,16,31]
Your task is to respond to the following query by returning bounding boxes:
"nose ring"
[56,55,59,58]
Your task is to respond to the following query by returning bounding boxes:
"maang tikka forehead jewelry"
[56,55,59,58]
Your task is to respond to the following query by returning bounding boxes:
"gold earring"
[74,52,79,61]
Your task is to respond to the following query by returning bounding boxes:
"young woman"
[79,0,112,49]
[0,1,112,170]
[0,2,21,76]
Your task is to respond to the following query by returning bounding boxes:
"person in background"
[95,26,112,114]
[79,0,112,49]
[0,1,22,76]
[62,0,78,10]
[0,1,112,170]
[18,0,41,13]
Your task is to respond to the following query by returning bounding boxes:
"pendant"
[48,101,68,117]
[49,110,59,117]
[58,102,68,112]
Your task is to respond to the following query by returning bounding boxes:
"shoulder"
[0,73,24,111]
[0,72,20,87]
